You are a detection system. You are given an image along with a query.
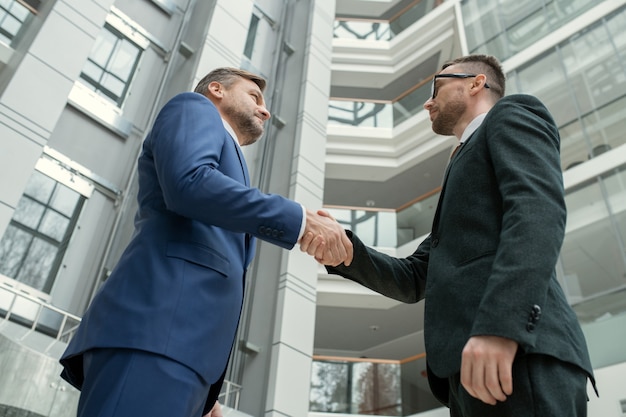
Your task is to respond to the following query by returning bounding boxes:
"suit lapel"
[225,132,255,261]
[227,133,250,187]
[431,132,477,230]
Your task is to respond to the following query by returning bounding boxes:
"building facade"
[0,0,624,416]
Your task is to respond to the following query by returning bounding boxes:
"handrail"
[218,379,242,410]
[1,279,243,409]
[0,280,82,354]
[313,352,425,364]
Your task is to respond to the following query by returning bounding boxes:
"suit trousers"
[447,353,588,417]
[77,348,211,417]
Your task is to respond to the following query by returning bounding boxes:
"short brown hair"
[194,67,267,95]
[442,54,505,98]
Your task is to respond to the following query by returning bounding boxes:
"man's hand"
[299,209,352,266]
[460,335,518,405]
[203,401,223,417]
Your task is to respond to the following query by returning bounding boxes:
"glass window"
[0,171,85,293]
[559,167,626,322]
[462,0,598,61]
[508,6,626,171]
[243,14,259,59]
[0,0,33,46]
[79,24,142,107]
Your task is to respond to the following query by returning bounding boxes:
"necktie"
[450,142,463,160]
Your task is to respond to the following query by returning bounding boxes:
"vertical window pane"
[352,362,402,415]
[0,0,33,45]
[310,361,350,412]
[89,29,117,67]
[562,176,626,306]
[516,50,574,126]
[24,171,55,203]
[2,14,20,36]
[100,73,125,97]
[0,170,84,293]
[12,197,44,229]
[244,14,259,59]
[0,225,31,277]
[9,1,30,20]
[15,237,57,290]
[108,39,140,80]
[39,210,70,242]
[50,183,80,216]
[79,24,142,106]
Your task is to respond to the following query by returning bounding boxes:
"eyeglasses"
[431,73,490,99]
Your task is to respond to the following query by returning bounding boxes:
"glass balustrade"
[328,83,431,129]
[310,354,439,416]
[326,191,439,249]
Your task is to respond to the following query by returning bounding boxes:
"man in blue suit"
[60,68,353,417]
[303,55,596,416]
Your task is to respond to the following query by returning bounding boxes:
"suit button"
[279,231,284,238]
[272,230,278,238]
[526,322,535,332]
[432,238,439,247]
[259,226,266,235]
[529,304,541,323]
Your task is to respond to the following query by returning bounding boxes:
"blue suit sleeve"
[144,92,302,249]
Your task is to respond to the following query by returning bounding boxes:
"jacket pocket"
[166,241,230,277]
[457,250,496,266]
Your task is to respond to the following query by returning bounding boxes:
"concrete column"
[231,0,336,416]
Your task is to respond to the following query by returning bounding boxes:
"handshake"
[299,209,353,267]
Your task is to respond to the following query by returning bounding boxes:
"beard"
[223,103,264,146]
[431,95,466,136]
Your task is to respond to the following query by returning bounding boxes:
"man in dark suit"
[59,68,353,417]
[303,55,596,416]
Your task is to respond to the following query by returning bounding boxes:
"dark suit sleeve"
[144,93,302,249]
[326,230,429,303]
[471,95,566,345]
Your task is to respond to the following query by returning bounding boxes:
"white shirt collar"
[222,119,241,148]
[460,113,487,144]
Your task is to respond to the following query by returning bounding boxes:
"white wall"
[587,361,626,417]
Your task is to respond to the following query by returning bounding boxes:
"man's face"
[221,78,271,146]
[424,66,469,136]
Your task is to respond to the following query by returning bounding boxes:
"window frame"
[78,22,144,107]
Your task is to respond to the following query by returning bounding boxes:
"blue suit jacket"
[60,92,303,388]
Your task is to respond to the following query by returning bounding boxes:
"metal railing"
[219,380,243,410]
[0,277,243,410]
[0,279,81,355]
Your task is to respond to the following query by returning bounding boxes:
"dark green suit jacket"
[327,94,594,405]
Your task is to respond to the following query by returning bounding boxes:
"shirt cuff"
[297,204,306,241]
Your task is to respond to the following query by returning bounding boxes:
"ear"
[207,81,224,99]
[470,74,488,96]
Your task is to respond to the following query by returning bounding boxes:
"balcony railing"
[325,190,440,249]
[0,276,242,410]
[0,277,81,354]
[333,0,443,41]
[329,81,431,129]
